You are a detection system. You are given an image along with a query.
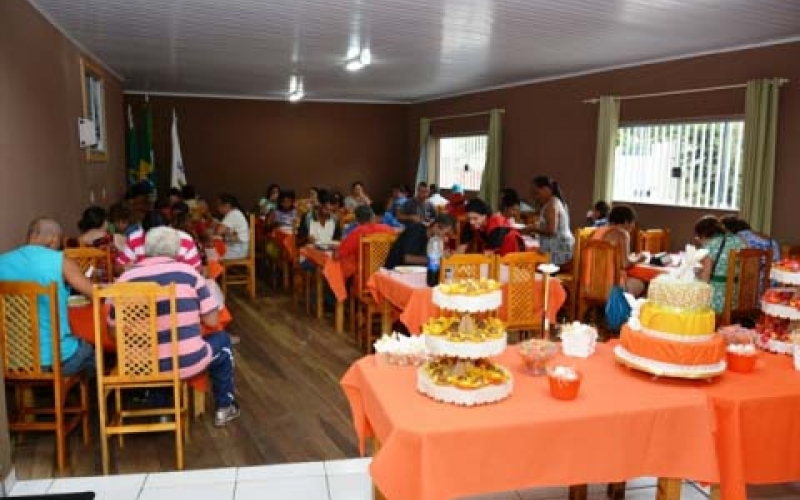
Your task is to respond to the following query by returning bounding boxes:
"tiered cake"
[614,273,727,379]
[418,279,513,405]
[757,259,800,355]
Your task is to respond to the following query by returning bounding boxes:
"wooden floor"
[12,284,364,479]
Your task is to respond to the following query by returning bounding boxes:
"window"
[613,120,744,209]
[437,135,487,191]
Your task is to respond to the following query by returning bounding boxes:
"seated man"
[115,226,240,427]
[586,200,610,227]
[297,189,341,246]
[337,205,394,276]
[460,198,523,256]
[110,201,145,273]
[384,213,456,269]
[0,218,95,375]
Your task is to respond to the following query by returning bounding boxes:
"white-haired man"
[116,226,240,426]
[0,218,96,375]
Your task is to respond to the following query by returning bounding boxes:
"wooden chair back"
[720,248,771,327]
[555,227,594,321]
[64,247,113,283]
[0,281,90,473]
[578,239,622,304]
[637,229,671,254]
[781,244,800,260]
[496,252,551,332]
[356,233,397,297]
[440,254,495,281]
[222,214,257,299]
[92,282,186,474]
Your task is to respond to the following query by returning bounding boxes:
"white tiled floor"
[8,460,800,499]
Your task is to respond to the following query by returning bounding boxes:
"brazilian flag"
[126,105,139,187]
[138,102,156,194]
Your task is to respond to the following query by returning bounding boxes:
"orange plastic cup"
[548,369,582,401]
[726,352,757,373]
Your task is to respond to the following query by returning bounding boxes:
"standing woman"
[525,176,575,267]
[215,194,251,260]
[694,216,744,313]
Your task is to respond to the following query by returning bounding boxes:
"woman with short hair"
[694,215,744,313]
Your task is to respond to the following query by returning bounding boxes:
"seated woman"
[460,198,523,256]
[694,216,744,314]
[77,206,111,247]
[591,205,646,297]
[719,215,780,262]
[214,194,250,260]
[267,190,298,230]
[524,176,575,267]
[344,181,372,211]
[259,184,281,217]
[586,200,610,227]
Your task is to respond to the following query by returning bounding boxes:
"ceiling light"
[287,74,304,102]
[345,58,364,72]
[288,90,304,102]
[345,48,371,72]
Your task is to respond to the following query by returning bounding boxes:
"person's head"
[108,202,134,232]
[719,215,751,234]
[400,185,412,197]
[316,189,334,217]
[126,181,153,202]
[277,190,296,211]
[308,187,319,202]
[694,215,727,242]
[351,181,365,197]
[144,226,181,258]
[429,214,456,239]
[171,202,191,231]
[78,206,108,234]
[354,205,375,225]
[593,201,610,220]
[27,218,63,249]
[168,187,183,205]
[217,194,240,215]
[371,202,386,219]
[465,198,491,230]
[330,191,344,210]
[267,184,281,201]
[500,195,521,220]
[400,199,422,223]
[181,185,197,201]
[142,210,169,232]
[196,198,210,215]
[416,182,430,200]
[390,184,403,198]
[451,183,464,195]
[531,176,565,205]
[608,205,637,231]
[429,184,439,195]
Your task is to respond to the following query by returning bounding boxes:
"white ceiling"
[30,0,800,103]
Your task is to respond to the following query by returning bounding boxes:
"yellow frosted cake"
[615,274,726,378]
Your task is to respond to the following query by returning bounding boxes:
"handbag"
[605,284,632,331]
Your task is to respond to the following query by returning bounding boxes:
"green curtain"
[415,118,431,186]
[740,79,782,234]
[592,96,620,204]
[479,109,503,210]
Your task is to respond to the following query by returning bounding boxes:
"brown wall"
[409,42,800,250]
[123,95,409,210]
[0,0,126,482]
[0,0,126,253]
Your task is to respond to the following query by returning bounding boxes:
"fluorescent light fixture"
[287,75,304,102]
[359,47,371,66]
[345,48,371,72]
[345,58,364,72]
[288,90,304,102]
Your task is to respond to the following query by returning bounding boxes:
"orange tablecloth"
[300,246,351,301]
[269,229,297,262]
[341,343,719,500]
[367,271,567,334]
[628,264,669,282]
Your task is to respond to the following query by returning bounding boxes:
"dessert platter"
[756,260,800,355]
[418,279,513,406]
[614,246,727,379]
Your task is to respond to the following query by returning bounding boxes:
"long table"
[341,344,720,500]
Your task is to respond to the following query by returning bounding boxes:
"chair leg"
[115,389,124,448]
[248,264,256,299]
[97,387,111,475]
[80,378,90,445]
[174,384,184,470]
[55,385,66,475]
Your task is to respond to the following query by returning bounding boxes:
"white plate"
[512,223,527,230]
[67,296,90,307]
[394,266,427,274]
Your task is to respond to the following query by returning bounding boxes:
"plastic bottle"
[426,236,444,287]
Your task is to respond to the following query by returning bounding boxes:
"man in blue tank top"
[0,218,96,375]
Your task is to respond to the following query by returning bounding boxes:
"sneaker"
[214,402,241,427]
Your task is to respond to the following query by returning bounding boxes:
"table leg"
[568,485,588,500]
[193,389,205,419]
[381,299,391,334]
[335,300,344,333]
[607,482,626,499]
[656,478,682,500]
[316,268,323,320]
[371,438,386,500]
[709,485,721,500]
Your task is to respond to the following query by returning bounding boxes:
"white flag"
[170,109,186,189]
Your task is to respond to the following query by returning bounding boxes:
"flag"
[170,109,186,189]
[126,105,139,187]
[138,101,156,193]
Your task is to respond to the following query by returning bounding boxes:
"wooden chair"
[576,239,622,325]
[557,227,595,321]
[64,247,113,283]
[496,252,551,338]
[351,233,397,352]
[637,228,671,254]
[440,254,495,281]
[719,249,771,327]
[92,282,189,475]
[222,214,257,300]
[0,281,90,474]
[781,244,800,260]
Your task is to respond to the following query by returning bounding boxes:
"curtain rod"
[583,78,789,104]
[427,109,505,122]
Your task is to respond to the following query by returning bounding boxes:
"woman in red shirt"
[460,198,523,256]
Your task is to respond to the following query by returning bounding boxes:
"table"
[341,344,720,500]
[628,263,669,282]
[368,270,567,334]
[300,246,351,333]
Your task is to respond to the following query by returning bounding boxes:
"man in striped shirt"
[114,226,239,427]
